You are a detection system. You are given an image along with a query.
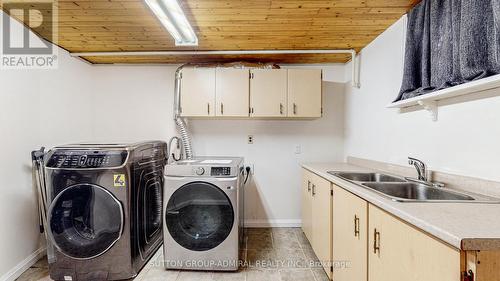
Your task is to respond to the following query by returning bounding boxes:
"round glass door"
[48,184,123,259]
[165,181,234,251]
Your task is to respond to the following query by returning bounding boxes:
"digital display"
[211,167,231,176]
[46,150,128,168]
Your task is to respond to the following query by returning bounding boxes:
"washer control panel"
[211,167,231,176]
[46,150,128,168]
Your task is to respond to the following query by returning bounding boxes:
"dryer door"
[166,181,234,252]
[48,183,124,259]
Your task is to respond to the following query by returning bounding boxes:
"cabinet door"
[215,68,249,117]
[180,68,216,117]
[311,174,332,279]
[301,169,313,242]
[250,69,287,117]
[368,205,460,281]
[287,69,322,118]
[332,184,367,281]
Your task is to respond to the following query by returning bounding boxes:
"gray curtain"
[394,0,500,102]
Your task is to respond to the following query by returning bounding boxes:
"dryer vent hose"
[175,117,193,160]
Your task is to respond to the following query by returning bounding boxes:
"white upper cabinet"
[180,68,216,117]
[250,69,288,117]
[179,67,322,119]
[287,69,322,118]
[215,68,249,117]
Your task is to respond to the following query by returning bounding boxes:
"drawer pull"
[311,184,316,196]
[280,103,284,115]
[307,180,311,192]
[293,103,297,115]
[373,228,381,254]
[354,215,360,237]
[207,103,210,115]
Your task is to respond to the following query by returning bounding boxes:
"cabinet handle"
[293,103,297,115]
[373,228,381,254]
[207,103,210,115]
[221,103,224,115]
[311,184,316,196]
[307,180,311,192]
[280,103,283,115]
[354,215,360,237]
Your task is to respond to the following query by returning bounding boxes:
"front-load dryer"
[43,141,167,281]
[163,157,244,271]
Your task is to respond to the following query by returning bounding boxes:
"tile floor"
[17,228,329,281]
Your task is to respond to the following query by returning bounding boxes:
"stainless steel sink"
[361,182,475,202]
[328,171,500,203]
[328,172,406,183]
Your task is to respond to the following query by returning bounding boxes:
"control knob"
[195,167,205,175]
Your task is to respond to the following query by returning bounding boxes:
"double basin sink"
[328,172,500,203]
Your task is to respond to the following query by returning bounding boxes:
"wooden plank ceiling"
[2,0,420,64]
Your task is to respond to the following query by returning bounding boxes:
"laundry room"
[2,0,500,281]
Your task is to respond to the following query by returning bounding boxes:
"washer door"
[48,184,124,259]
[166,181,234,252]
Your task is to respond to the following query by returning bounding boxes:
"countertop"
[302,162,500,251]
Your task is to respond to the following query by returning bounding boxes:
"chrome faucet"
[406,157,445,188]
[408,157,428,181]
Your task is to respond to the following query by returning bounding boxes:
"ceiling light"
[144,0,198,46]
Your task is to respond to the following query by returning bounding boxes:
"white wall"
[0,11,95,280]
[89,65,178,142]
[344,16,500,182]
[190,65,346,225]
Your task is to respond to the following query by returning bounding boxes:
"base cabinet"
[301,168,500,281]
[310,174,332,279]
[368,205,461,281]
[332,184,367,281]
[301,169,332,279]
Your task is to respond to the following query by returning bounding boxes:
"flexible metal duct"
[174,66,194,159]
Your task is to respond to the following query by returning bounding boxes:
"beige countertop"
[302,162,500,251]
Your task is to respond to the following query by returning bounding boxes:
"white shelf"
[387,74,500,121]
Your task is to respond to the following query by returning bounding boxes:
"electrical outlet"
[248,135,254,144]
[246,163,255,175]
[295,145,302,154]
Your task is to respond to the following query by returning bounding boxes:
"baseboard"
[244,219,302,228]
[0,247,46,281]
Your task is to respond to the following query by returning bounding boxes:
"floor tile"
[246,228,272,237]
[139,267,178,281]
[247,248,277,269]
[278,269,315,281]
[211,270,245,281]
[246,268,281,281]
[16,267,49,281]
[295,231,310,247]
[311,267,330,281]
[31,257,49,269]
[247,235,273,250]
[274,248,307,269]
[176,270,214,281]
[16,228,321,281]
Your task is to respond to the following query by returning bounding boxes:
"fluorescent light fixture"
[144,0,198,46]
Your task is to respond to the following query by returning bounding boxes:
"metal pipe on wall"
[70,49,361,88]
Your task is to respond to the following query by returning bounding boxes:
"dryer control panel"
[46,150,128,168]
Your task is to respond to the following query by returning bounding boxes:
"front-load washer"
[163,157,244,271]
[43,141,167,281]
